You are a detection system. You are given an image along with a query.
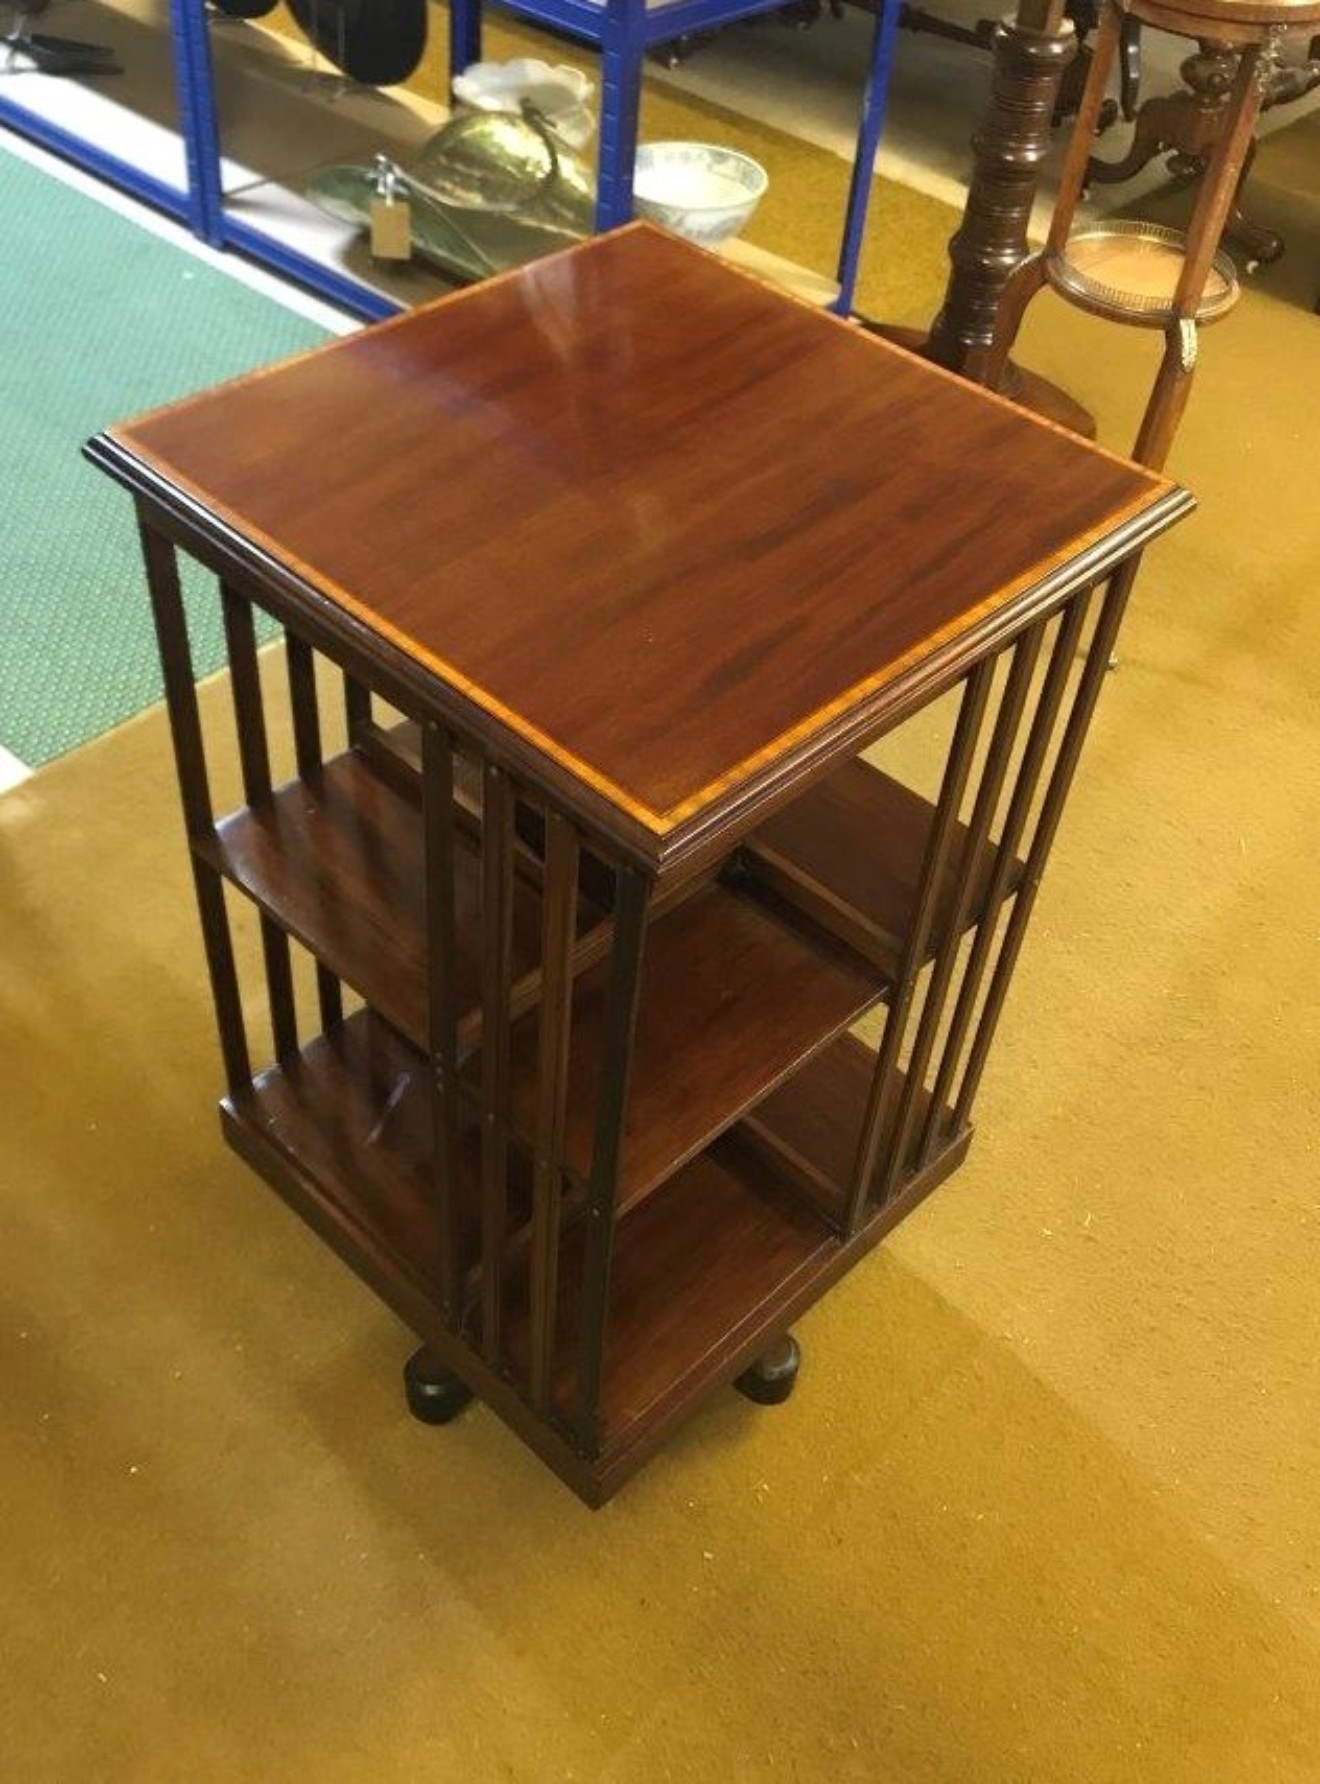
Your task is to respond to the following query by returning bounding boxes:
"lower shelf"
[222,1005,967,1501]
[502,1135,836,1454]
[225,1009,481,1311]
[1046,221,1239,327]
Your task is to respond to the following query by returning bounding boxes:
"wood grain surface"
[104,226,1184,845]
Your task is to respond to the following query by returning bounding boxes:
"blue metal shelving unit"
[446,0,901,311]
[0,0,208,229]
[0,0,900,321]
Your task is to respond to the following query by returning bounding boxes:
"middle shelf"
[202,733,1014,1215]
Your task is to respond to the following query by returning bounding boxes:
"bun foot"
[734,1333,801,1406]
[404,1347,475,1426]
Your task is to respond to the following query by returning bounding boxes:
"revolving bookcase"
[87,226,1190,1505]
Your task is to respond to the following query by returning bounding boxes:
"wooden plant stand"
[984,0,1320,470]
[87,226,1189,1506]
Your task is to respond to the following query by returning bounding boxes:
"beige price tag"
[370,196,412,262]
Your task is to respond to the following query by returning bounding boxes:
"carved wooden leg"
[1086,92,1190,184]
[1089,44,1234,187]
[734,1333,801,1406]
[403,1345,476,1424]
[1132,321,1199,472]
[1090,40,1318,269]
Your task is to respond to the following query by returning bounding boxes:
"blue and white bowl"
[632,142,768,247]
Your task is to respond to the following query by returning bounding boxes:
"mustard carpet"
[1,90,1318,1784]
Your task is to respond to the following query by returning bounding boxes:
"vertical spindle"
[917,595,1090,1163]
[139,519,249,1092]
[574,865,650,1457]
[423,722,463,1325]
[478,762,515,1364]
[344,673,373,747]
[955,557,1143,1126]
[843,661,995,1234]
[876,625,1043,1201]
[285,629,344,1032]
[222,585,298,1061]
[528,814,579,1414]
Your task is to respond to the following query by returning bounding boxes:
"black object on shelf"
[2,2,121,75]
[286,0,426,85]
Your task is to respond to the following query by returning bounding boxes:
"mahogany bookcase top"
[91,224,1190,870]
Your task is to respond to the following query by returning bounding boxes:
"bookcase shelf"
[742,754,1023,970]
[205,748,568,1051]
[227,1007,839,1460]
[206,741,1000,1220]
[226,1007,467,1309]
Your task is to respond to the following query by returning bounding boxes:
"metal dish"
[307,109,594,285]
[1045,220,1239,326]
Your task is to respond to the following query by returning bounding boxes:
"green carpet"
[0,148,328,768]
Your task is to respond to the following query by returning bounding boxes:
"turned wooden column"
[874,0,1096,433]
[925,0,1077,375]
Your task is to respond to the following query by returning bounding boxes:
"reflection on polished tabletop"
[108,224,1180,862]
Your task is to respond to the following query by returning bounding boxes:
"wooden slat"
[223,584,298,1062]
[844,663,994,1232]
[478,764,516,1365]
[528,815,579,1411]
[285,629,343,1031]
[140,520,250,1093]
[876,626,1044,1201]
[956,561,1143,1126]
[423,722,464,1324]
[285,632,322,779]
[344,673,373,745]
[575,864,650,1454]
[916,596,1089,1166]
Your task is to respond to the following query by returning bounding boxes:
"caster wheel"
[403,1348,475,1426]
[734,1333,801,1406]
